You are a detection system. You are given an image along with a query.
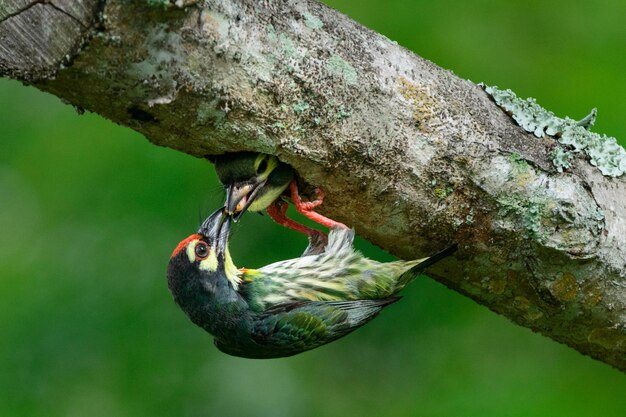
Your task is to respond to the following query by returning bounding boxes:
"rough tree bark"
[2,0,625,371]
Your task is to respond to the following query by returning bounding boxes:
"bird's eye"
[195,242,209,260]
[256,157,268,174]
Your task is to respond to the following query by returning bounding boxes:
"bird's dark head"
[167,210,240,310]
[212,152,294,220]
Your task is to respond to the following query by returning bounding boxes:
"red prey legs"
[265,180,348,237]
[266,200,321,237]
[289,180,348,230]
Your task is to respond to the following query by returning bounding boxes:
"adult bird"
[167,209,456,358]
[211,152,345,242]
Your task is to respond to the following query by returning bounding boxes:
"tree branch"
[1,0,625,371]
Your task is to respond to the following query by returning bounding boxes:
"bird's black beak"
[225,179,266,222]
[198,208,231,257]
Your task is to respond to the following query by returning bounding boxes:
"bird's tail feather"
[323,227,355,255]
[398,243,458,286]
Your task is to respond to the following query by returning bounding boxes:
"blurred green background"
[1,0,625,416]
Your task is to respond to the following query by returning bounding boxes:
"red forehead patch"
[171,234,202,259]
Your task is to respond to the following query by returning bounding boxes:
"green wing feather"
[243,298,399,358]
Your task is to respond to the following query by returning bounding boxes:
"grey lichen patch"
[279,33,297,59]
[476,155,605,254]
[126,24,183,102]
[266,24,278,43]
[235,23,356,134]
[303,12,323,29]
[292,101,310,114]
[196,99,226,127]
[498,193,548,240]
[325,55,358,86]
[491,156,549,238]
[551,147,573,173]
[269,121,286,131]
[482,84,591,138]
[508,152,530,172]
[334,104,351,120]
[200,10,229,45]
[482,84,626,177]
[260,24,310,80]
[265,25,300,60]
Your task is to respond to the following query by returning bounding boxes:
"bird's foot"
[289,180,348,230]
[266,200,327,240]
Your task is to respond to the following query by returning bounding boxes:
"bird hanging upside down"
[211,152,346,245]
[167,209,457,359]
